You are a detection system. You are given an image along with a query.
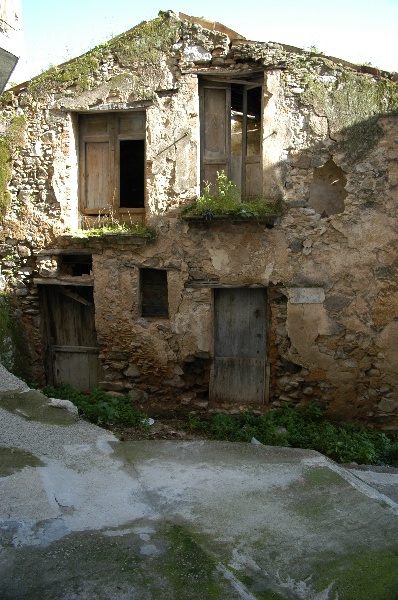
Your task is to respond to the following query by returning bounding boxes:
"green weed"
[188,403,398,466]
[42,383,148,428]
[75,209,155,239]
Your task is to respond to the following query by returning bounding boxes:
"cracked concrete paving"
[0,378,398,598]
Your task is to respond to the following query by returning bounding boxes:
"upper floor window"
[79,112,145,216]
[199,77,263,199]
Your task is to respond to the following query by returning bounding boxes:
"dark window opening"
[120,140,145,208]
[60,255,93,277]
[141,269,169,317]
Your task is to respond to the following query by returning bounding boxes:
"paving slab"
[0,389,398,599]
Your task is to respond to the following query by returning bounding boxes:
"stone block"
[128,388,149,403]
[377,398,397,413]
[107,352,128,360]
[99,381,125,392]
[110,361,128,370]
[303,387,314,395]
[124,364,141,378]
[288,288,325,304]
[289,240,303,252]
[104,391,125,398]
[366,368,381,377]
[193,400,209,409]
[287,200,307,208]
[162,375,185,388]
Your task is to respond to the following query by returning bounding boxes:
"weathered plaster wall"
[0,12,397,427]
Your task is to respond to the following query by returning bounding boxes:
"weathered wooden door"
[41,286,103,392]
[212,288,267,403]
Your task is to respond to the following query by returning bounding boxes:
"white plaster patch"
[288,288,325,304]
[183,45,212,63]
[211,249,229,271]
[34,140,42,156]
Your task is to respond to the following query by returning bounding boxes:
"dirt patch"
[111,419,210,442]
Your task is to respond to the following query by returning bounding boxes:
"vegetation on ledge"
[182,172,282,220]
[67,221,156,240]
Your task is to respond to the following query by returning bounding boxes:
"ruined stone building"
[0,11,397,427]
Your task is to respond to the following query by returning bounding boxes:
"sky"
[11,0,398,84]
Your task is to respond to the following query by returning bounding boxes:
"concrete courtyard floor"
[0,375,398,599]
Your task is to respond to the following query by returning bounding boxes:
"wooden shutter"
[85,141,110,210]
[80,114,113,213]
[200,83,231,191]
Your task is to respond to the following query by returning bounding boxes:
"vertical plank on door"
[213,288,267,403]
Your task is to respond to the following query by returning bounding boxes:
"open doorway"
[40,285,103,392]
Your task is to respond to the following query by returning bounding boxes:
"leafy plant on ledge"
[182,171,282,220]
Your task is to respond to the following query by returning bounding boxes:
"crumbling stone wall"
[0,11,397,427]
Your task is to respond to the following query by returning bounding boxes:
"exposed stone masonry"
[0,11,397,427]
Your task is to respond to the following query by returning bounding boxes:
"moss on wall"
[301,72,398,128]
[28,47,104,98]
[0,113,26,216]
[109,14,179,67]
[0,139,12,215]
[27,14,179,100]
[300,70,398,161]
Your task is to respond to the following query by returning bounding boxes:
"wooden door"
[41,286,103,392]
[212,288,267,403]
